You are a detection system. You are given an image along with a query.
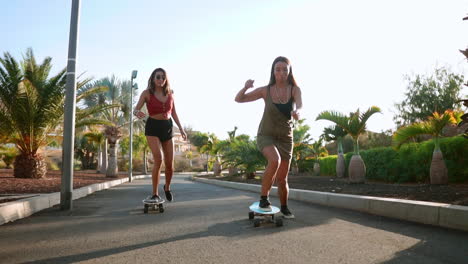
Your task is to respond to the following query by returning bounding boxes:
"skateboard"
[143,199,165,214]
[248,202,283,227]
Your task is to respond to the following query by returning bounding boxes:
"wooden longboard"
[248,202,283,227]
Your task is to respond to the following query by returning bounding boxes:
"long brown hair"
[268,56,298,87]
[147,68,171,96]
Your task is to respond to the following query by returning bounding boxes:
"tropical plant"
[322,125,347,177]
[133,133,149,174]
[222,138,265,179]
[80,76,136,176]
[0,49,117,178]
[392,110,459,184]
[291,119,312,174]
[309,138,328,176]
[0,49,67,178]
[82,130,106,172]
[75,133,98,170]
[0,145,17,168]
[316,106,381,183]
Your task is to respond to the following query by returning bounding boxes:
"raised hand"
[244,79,255,89]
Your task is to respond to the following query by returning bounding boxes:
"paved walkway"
[1,174,467,264]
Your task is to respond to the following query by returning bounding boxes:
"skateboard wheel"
[248,212,254,220]
[275,219,283,227]
[144,206,148,214]
[159,207,164,213]
[254,219,261,227]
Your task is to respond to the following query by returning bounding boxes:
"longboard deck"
[248,202,283,227]
[249,201,280,214]
[143,199,165,214]
[142,200,165,205]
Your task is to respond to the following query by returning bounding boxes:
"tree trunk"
[101,141,108,173]
[348,154,366,183]
[213,160,222,176]
[336,153,345,178]
[106,143,119,178]
[430,150,448,184]
[97,146,102,173]
[14,152,47,179]
[313,162,320,176]
[228,167,239,176]
[143,150,148,174]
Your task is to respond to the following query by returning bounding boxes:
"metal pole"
[129,70,137,182]
[128,78,133,182]
[61,0,81,210]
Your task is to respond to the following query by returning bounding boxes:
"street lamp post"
[129,70,138,182]
[61,0,81,210]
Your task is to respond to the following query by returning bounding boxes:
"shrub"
[174,159,190,172]
[315,136,467,183]
[318,155,337,176]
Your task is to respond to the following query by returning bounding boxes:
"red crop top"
[147,93,174,118]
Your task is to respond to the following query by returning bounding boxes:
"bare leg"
[261,145,281,196]
[146,136,163,196]
[160,138,174,190]
[276,159,291,205]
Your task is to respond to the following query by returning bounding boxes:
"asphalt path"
[1,174,467,264]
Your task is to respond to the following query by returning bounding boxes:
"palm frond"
[76,118,115,128]
[392,123,433,149]
[77,103,122,120]
[77,85,108,102]
[316,110,349,130]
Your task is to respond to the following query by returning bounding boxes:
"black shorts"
[145,117,174,142]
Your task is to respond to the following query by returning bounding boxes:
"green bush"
[360,147,399,182]
[316,136,467,183]
[297,159,314,173]
[318,155,337,176]
[438,136,468,182]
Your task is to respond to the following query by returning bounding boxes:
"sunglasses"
[155,74,166,80]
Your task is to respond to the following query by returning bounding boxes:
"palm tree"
[104,125,121,177]
[0,49,119,178]
[0,49,68,178]
[322,125,348,177]
[132,132,149,174]
[309,138,328,176]
[82,130,106,172]
[393,110,459,184]
[292,119,312,174]
[316,106,381,183]
[203,134,222,175]
[80,76,135,177]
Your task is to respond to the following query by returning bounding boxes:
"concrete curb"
[0,175,152,226]
[191,176,468,232]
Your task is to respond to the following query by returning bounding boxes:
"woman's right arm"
[234,79,265,103]
[133,90,148,119]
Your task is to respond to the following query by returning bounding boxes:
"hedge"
[307,136,467,183]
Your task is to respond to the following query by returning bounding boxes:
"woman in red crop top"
[134,68,187,203]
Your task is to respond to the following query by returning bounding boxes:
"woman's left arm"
[171,98,187,140]
[291,86,303,120]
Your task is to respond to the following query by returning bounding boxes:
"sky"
[2,0,467,141]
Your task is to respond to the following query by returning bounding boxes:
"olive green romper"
[257,86,294,160]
